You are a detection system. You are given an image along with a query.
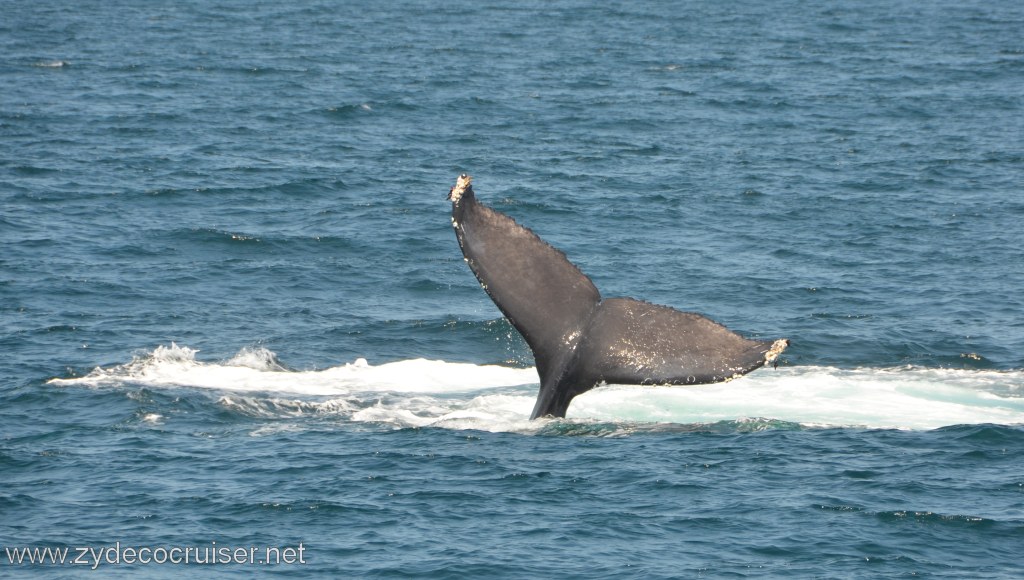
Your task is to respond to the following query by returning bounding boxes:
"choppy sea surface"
[3,0,1024,577]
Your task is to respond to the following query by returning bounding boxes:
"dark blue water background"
[3,0,1024,577]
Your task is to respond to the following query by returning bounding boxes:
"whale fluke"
[448,174,788,419]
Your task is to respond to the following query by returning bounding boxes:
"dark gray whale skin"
[448,174,789,419]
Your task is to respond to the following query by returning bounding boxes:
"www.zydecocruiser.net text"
[3,542,306,569]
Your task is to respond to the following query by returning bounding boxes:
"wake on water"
[49,344,1024,433]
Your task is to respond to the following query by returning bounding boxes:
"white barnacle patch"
[448,174,472,204]
[451,217,459,228]
[764,338,790,364]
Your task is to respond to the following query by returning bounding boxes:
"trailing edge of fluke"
[448,174,789,419]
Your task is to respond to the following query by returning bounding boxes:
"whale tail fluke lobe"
[450,175,600,382]
[530,298,787,419]
[449,174,789,419]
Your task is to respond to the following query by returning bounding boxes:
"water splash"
[50,344,1024,432]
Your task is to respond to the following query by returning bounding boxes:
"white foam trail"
[50,343,537,395]
[571,367,1024,430]
[50,344,1024,431]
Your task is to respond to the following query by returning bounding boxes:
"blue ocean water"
[3,0,1024,576]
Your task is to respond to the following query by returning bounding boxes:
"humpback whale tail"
[449,174,788,419]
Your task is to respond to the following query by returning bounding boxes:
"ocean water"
[3,0,1024,577]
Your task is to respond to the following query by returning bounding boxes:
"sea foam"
[50,344,1024,431]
